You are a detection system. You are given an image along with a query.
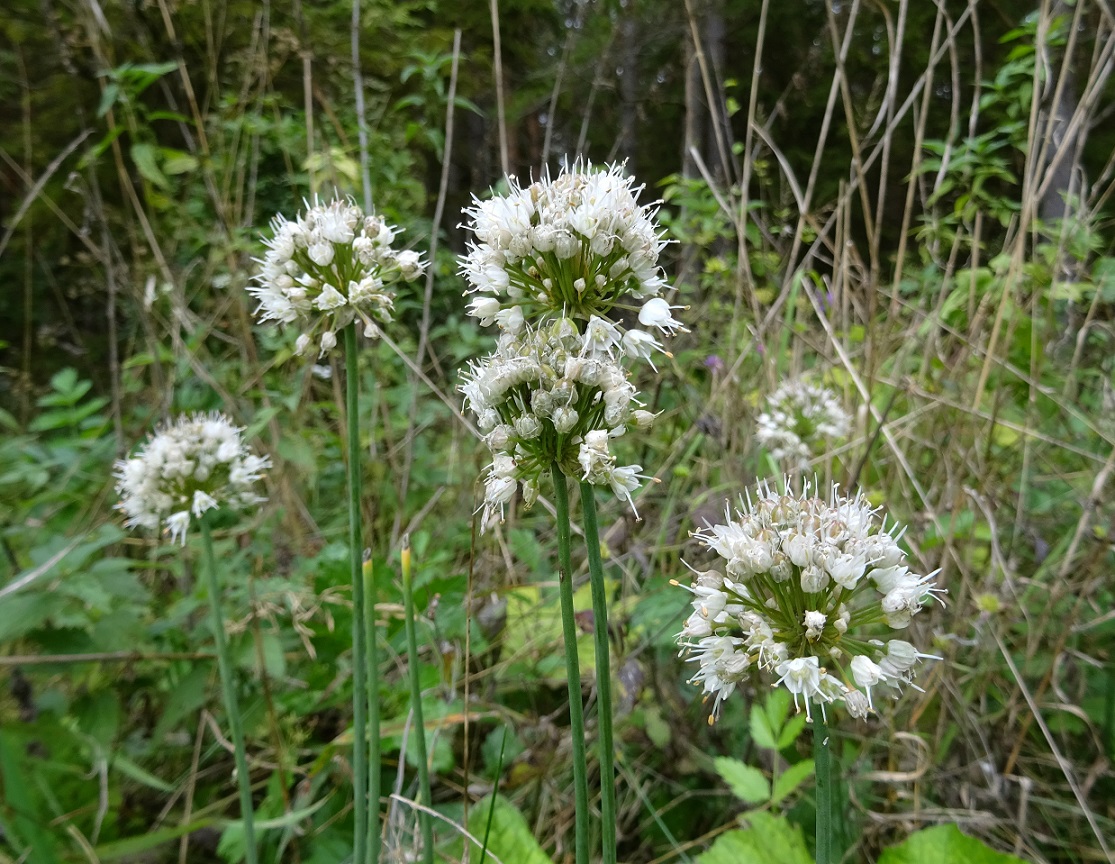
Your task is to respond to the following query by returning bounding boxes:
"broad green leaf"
[0,731,56,861]
[0,592,62,641]
[878,824,1028,864]
[713,756,770,804]
[696,811,813,864]
[130,142,170,189]
[771,759,814,805]
[750,704,778,750]
[642,704,672,748]
[466,794,555,864]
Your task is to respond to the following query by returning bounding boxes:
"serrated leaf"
[878,824,1028,864]
[771,759,814,805]
[696,811,813,864]
[750,704,778,750]
[777,712,808,750]
[765,687,790,730]
[713,756,770,804]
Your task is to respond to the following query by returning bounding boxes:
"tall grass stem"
[401,537,435,864]
[345,323,370,864]
[199,519,258,864]
[364,553,382,863]
[552,464,590,864]
[578,482,617,864]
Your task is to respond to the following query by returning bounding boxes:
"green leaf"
[0,592,62,641]
[771,759,814,806]
[713,756,770,804]
[160,148,198,175]
[97,82,119,117]
[750,705,778,750]
[95,818,217,859]
[0,731,57,861]
[776,712,808,750]
[696,811,813,864]
[465,794,555,864]
[642,704,672,748]
[130,142,170,189]
[482,727,525,779]
[234,631,287,679]
[112,753,174,793]
[878,824,1028,864]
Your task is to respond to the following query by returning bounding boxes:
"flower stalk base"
[553,464,591,864]
[200,520,258,864]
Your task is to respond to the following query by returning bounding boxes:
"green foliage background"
[2,0,1115,861]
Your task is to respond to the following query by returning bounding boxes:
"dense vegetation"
[2,0,1114,861]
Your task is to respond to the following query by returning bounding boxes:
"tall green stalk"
[552,464,590,864]
[344,324,370,864]
[813,714,833,864]
[199,519,258,864]
[363,553,382,863]
[578,481,616,864]
[401,537,435,864]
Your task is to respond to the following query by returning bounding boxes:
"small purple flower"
[704,354,725,373]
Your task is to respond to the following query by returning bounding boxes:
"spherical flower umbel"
[115,413,271,545]
[756,380,852,473]
[674,480,943,722]
[461,318,655,528]
[460,161,683,361]
[250,196,426,357]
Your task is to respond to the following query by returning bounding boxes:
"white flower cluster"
[756,380,851,473]
[461,318,655,526]
[461,161,683,363]
[115,412,271,545]
[250,196,426,357]
[675,481,942,721]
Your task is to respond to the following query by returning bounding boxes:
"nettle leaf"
[750,704,778,750]
[771,759,814,806]
[777,712,808,750]
[713,756,770,804]
[878,824,1028,864]
[696,811,812,864]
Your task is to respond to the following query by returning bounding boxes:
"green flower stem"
[363,554,382,864]
[813,713,833,864]
[199,520,258,864]
[551,464,590,864]
[344,324,370,864]
[578,481,617,864]
[400,538,435,864]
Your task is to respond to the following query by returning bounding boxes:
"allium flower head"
[675,480,943,721]
[460,161,682,361]
[115,413,271,545]
[250,196,426,357]
[461,318,654,527]
[756,380,851,473]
